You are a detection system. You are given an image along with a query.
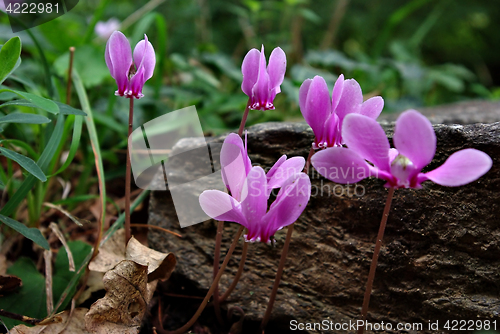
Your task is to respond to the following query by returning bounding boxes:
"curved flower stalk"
[105,31,155,99]
[241,45,286,111]
[300,75,384,149]
[311,109,492,187]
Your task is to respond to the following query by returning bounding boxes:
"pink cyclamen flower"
[95,18,120,40]
[311,109,492,188]
[199,133,310,243]
[241,45,286,111]
[300,75,384,149]
[105,31,155,99]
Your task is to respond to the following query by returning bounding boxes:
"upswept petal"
[106,31,132,95]
[267,47,286,91]
[267,156,305,192]
[299,78,312,121]
[133,35,156,81]
[262,173,311,242]
[199,190,247,225]
[393,110,436,169]
[360,96,384,119]
[335,78,363,121]
[311,147,374,184]
[266,155,286,181]
[240,166,268,227]
[252,46,271,109]
[241,48,260,97]
[220,133,251,201]
[303,76,332,141]
[331,74,344,111]
[342,113,391,172]
[424,148,492,187]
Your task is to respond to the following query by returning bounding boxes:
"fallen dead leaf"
[84,230,176,334]
[10,308,89,334]
[0,274,22,295]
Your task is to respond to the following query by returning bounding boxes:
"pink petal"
[342,113,391,172]
[220,133,251,201]
[424,148,492,187]
[240,166,268,225]
[298,78,312,120]
[267,47,286,92]
[303,76,332,142]
[389,148,399,163]
[360,96,384,119]
[128,65,145,98]
[252,45,271,108]
[335,78,363,121]
[266,155,286,180]
[331,74,344,111]
[262,173,311,242]
[199,190,246,225]
[393,109,436,170]
[133,35,156,82]
[311,147,374,183]
[267,156,305,192]
[105,31,132,95]
[241,48,260,97]
[322,112,340,147]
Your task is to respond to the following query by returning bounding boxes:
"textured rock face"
[148,115,500,333]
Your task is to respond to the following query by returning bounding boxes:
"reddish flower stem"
[66,47,75,104]
[260,224,294,331]
[304,146,315,174]
[219,237,248,302]
[238,99,252,137]
[212,221,225,325]
[357,187,395,334]
[156,226,244,334]
[125,97,134,244]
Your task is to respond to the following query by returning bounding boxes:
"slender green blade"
[0,113,51,124]
[0,100,86,116]
[0,113,65,217]
[0,215,49,250]
[49,114,83,176]
[0,147,47,181]
[0,37,22,85]
[0,89,59,114]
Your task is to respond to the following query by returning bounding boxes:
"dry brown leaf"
[85,229,176,333]
[88,229,126,273]
[10,308,89,334]
[0,274,22,294]
[85,260,147,334]
[76,271,104,305]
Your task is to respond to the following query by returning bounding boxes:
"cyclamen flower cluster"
[105,31,155,99]
[199,134,310,243]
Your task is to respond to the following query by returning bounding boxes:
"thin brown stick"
[320,0,350,50]
[219,238,248,302]
[156,226,244,334]
[44,250,53,315]
[125,97,134,244]
[66,47,75,104]
[357,187,395,334]
[212,221,225,325]
[0,309,43,326]
[238,99,252,137]
[130,224,182,238]
[260,224,294,331]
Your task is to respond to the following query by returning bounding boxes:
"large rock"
[148,108,500,333]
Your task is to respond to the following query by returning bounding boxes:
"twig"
[260,224,294,331]
[130,223,182,238]
[357,187,395,334]
[66,47,75,104]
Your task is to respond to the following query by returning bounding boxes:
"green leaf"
[0,99,86,116]
[53,241,92,312]
[0,113,51,124]
[0,37,22,85]
[0,257,46,329]
[48,114,83,177]
[0,147,47,181]
[0,215,49,250]
[0,89,59,114]
[0,113,65,217]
